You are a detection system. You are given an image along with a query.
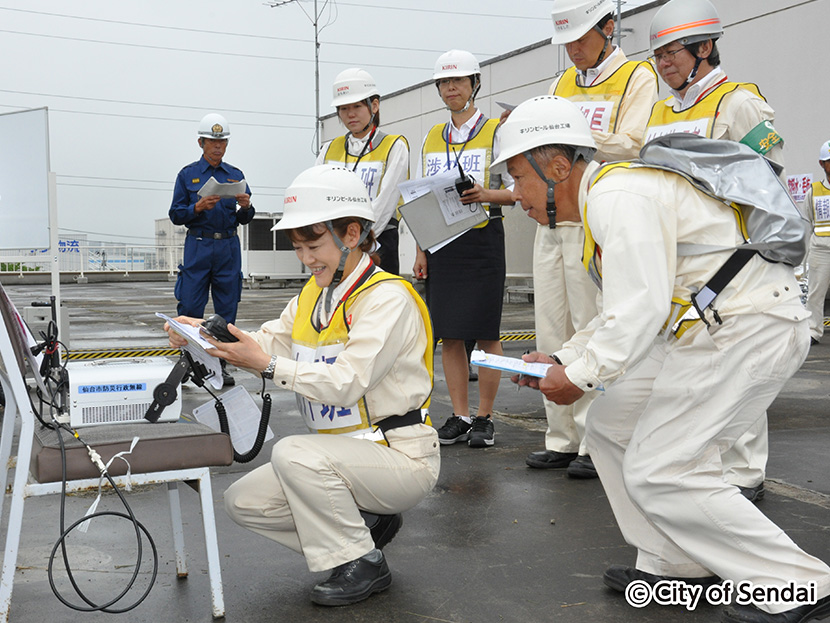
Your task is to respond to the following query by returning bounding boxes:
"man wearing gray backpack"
[499,95,828,623]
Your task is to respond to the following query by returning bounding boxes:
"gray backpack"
[637,134,810,311]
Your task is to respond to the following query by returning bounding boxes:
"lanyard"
[692,75,729,106]
[315,262,375,330]
[344,126,378,172]
[444,112,484,172]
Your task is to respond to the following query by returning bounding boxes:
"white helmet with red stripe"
[649,0,723,52]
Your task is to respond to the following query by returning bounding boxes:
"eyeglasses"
[648,48,686,64]
[437,77,470,89]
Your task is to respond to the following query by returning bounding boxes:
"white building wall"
[321,0,830,278]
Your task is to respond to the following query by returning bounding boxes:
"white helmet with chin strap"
[490,96,596,229]
[330,68,380,137]
[650,0,723,90]
[198,113,230,139]
[433,49,481,113]
[330,68,379,108]
[273,165,375,310]
[820,140,830,162]
[550,0,615,67]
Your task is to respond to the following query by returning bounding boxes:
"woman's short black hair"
[287,218,375,254]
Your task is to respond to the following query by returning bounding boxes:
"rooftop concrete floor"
[1,280,829,623]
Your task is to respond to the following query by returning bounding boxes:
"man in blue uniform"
[170,113,254,386]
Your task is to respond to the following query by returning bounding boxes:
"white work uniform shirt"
[317,134,409,236]
[556,162,806,392]
[548,47,658,163]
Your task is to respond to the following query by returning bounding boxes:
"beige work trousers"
[224,428,440,572]
[533,224,601,455]
[806,234,830,341]
[586,313,830,614]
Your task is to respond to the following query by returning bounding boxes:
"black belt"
[187,230,236,240]
[488,206,502,218]
[375,409,422,433]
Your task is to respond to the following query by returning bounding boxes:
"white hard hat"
[433,50,480,80]
[490,96,597,176]
[198,113,230,139]
[649,0,723,52]
[550,0,614,45]
[272,165,375,231]
[330,68,379,108]
[820,141,830,162]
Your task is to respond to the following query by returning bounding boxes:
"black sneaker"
[437,415,471,445]
[468,415,495,447]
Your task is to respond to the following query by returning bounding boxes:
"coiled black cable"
[47,423,158,613]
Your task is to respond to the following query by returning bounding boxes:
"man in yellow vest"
[645,0,784,172]
[645,0,784,504]
[805,140,830,344]
[524,0,658,478]
[497,95,830,623]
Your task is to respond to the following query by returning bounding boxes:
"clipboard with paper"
[399,167,488,252]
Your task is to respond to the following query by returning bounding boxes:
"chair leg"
[196,470,225,619]
[167,482,188,578]
[0,448,32,623]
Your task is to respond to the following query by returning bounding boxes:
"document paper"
[469,350,552,378]
[197,176,247,198]
[155,312,222,390]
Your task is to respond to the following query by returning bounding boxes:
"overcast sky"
[0,0,651,245]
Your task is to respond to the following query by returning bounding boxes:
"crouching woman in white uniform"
[164,165,439,607]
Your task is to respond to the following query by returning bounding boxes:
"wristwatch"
[261,355,278,379]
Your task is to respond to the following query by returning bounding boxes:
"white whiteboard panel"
[0,108,50,249]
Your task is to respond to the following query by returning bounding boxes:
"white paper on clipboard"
[155,312,223,390]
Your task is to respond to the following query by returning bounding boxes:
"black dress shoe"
[310,554,392,606]
[526,449,578,469]
[603,564,720,593]
[721,593,830,622]
[567,454,598,479]
[359,511,403,550]
[739,482,766,503]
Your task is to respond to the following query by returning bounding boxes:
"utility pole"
[266,0,326,155]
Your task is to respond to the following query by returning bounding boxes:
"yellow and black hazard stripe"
[65,329,538,360]
[65,347,181,361]
[435,330,535,345]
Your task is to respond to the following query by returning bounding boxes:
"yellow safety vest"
[321,131,408,203]
[812,181,830,236]
[645,82,766,143]
[553,61,657,134]
[581,162,749,338]
[291,268,434,442]
[422,116,501,226]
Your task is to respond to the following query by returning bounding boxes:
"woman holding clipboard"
[414,49,514,449]
[165,165,438,606]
